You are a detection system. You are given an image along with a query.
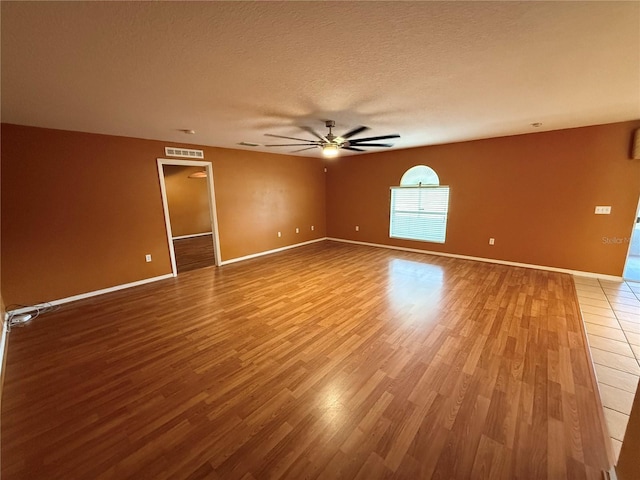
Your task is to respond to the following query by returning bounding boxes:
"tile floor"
[573,276,640,462]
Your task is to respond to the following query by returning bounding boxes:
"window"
[389,165,450,243]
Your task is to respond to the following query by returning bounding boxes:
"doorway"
[157,159,221,276]
[623,198,640,282]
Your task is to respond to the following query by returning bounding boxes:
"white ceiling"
[2,1,639,157]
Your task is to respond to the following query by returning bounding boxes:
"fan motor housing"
[263,120,400,155]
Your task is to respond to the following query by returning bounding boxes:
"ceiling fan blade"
[346,143,394,147]
[342,146,366,152]
[265,143,316,147]
[291,146,319,153]
[299,126,328,142]
[265,133,315,142]
[350,134,400,143]
[340,126,369,139]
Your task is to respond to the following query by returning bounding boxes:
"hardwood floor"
[1,241,611,479]
[173,234,216,273]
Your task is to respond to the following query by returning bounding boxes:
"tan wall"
[1,124,326,306]
[213,147,326,260]
[327,121,640,276]
[3,121,639,306]
[163,165,211,238]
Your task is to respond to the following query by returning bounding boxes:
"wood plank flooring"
[173,234,216,273]
[1,241,611,479]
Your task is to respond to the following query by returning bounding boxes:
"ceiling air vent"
[165,147,204,159]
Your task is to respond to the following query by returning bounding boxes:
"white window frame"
[389,165,450,244]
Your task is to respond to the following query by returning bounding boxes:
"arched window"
[390,165,450,243]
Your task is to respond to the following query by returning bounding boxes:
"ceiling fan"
[264,120,400,157]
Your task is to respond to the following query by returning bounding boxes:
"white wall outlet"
[324,167,327,173]
[277,231,281,238]
[489,238,495,245]
[355,225,359,231]
[311,225,314,231]
[295,227,299,234]
[595,206,612,214]
[145,254,152,262]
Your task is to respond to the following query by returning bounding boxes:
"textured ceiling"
[2,1,639,157]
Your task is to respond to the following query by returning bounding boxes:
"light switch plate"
[595,206,612,214]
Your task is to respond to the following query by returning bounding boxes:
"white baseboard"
[5,239,327,318]
[6,274,175,315]
[219,238,328,266]
[327,237,624,281]
[5,237,623,316]
[6,239,327,315]
[172,232,213,240]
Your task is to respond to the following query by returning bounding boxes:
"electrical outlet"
[355,225,359,231]
[311,225,315,231]
[277,231,281,238]
[595,206,611,214]
[145,254,152,262]
[489,238,495,245]
[295,227,299,234]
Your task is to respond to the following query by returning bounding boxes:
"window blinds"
[389,186,450,243]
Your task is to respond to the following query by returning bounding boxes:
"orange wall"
[163,165,211,238]
[327,121,640,276]
[213,147,326,259]
[1,124,326,306]
[3,121,639,306]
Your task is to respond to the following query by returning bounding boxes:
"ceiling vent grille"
[165,147,204,159]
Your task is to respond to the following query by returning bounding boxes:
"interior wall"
[327,121,640,276]
[0,153,8,398]
[212,147,326,260]
[163,165,211,238]
[4,120,639,306]
[1,124,326,306]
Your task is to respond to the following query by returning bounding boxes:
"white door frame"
[157,158,222,276]
[623,195,640,280]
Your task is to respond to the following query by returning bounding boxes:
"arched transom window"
[389,165,450,243]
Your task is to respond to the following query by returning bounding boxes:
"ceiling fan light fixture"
[263,120,399,157]
[188,170,207,178]
[322,144,340,158]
